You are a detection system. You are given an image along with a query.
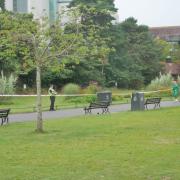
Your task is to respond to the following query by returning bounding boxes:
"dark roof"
[150,26,180,42]
[163,62,180,75]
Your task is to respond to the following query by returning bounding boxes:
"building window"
[13,0,28,13]
[49,0,57,23]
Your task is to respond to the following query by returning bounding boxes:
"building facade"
[5,0,60,22]
[150,26,180,44]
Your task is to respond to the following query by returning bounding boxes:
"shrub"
[147,73,173,90]
[0,72,16,95]
[62,83,80,95]
[112,95,123,101]
[0,72,17,104]
[64,95,96,104]
[83,84,102,94]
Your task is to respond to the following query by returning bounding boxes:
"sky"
[114,0,180,27]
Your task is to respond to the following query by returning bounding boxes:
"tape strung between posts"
[0,89,171,97]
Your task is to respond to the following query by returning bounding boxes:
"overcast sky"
[114,0,180,27]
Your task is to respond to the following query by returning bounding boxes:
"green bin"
[131,92,144,111]
[97,92,112,103]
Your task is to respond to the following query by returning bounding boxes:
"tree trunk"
[36,64,43,132]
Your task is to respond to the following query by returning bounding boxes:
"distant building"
[5,0,58,22]
[57,0,72,25]
[163,62,180,79]
[5,0,118,24]
[150,26,180,43]
[150,26,180,79]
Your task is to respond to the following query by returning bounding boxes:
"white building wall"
[5,0,50,20]
[28,0,49,20]
[58,2,71,25]
[5,0,13,11]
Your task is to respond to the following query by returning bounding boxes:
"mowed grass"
[0,96,85,113]
[0,107,180,179]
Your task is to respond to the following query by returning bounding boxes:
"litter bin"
[97,91,112,103]
[131,92,144,111]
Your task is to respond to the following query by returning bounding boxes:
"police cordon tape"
[0,89,171,97]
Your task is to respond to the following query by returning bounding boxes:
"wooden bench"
[144,98,161,110]
[0,109,10,125]
[84,101,110,114]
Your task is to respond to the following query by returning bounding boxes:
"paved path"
[9,101,180,123]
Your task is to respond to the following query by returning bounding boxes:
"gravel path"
[9,101,180,123]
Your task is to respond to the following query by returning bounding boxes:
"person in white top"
[48,85,57,111]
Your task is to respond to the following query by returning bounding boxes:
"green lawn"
[0,96,92,113]
[0,107,180,179]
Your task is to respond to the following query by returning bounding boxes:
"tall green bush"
[0,71,16,95]
[62,83,80,95]
[147,73,173,90]
[83,84,102,94]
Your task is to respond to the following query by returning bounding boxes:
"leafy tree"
[154,38,173,61]
[1,9,96,132]
[0,11,36,75]
[70,0,117,11]
[106,18,162,88]
[13,9,89,132]
[67,1,116,85]
[40,0,117,87]
[0,0,5,10]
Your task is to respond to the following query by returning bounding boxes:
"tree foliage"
[66,1,116,85]
[0,11,36,74]
[70,0,117,11]
[0,0,5,10]
[105,18,162,88]
[1,1,165,92]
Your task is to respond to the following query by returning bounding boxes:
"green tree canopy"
[0,11,36,74]
[0,0,5,10]
[106,18,162,88]
[70,0,117,11]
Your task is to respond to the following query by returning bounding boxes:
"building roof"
[150,26,180,42]
[163,62,180,75]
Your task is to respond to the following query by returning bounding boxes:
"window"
[49,0,57,23]
[13,0,28,13]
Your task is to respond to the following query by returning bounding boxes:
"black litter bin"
[97,92,112,103]
[131,92,144,111]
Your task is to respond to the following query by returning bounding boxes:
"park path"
[9,101,180,123]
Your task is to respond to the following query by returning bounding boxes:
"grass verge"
[0,107,180,179]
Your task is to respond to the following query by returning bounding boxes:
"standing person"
[172,80,179,101]
[48,85,57,111]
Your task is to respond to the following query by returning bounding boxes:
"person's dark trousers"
[50,96,55,111]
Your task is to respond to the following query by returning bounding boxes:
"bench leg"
[102,108,104,114]
[145,104,148,110]
[1,118,3,126]
[154,104,157,109]
[106,107,110,113]
[88,109,92,114]
[6,117,9,124]
[84,109,91,115]
[102,108,106,114]
[102,107,110,114]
